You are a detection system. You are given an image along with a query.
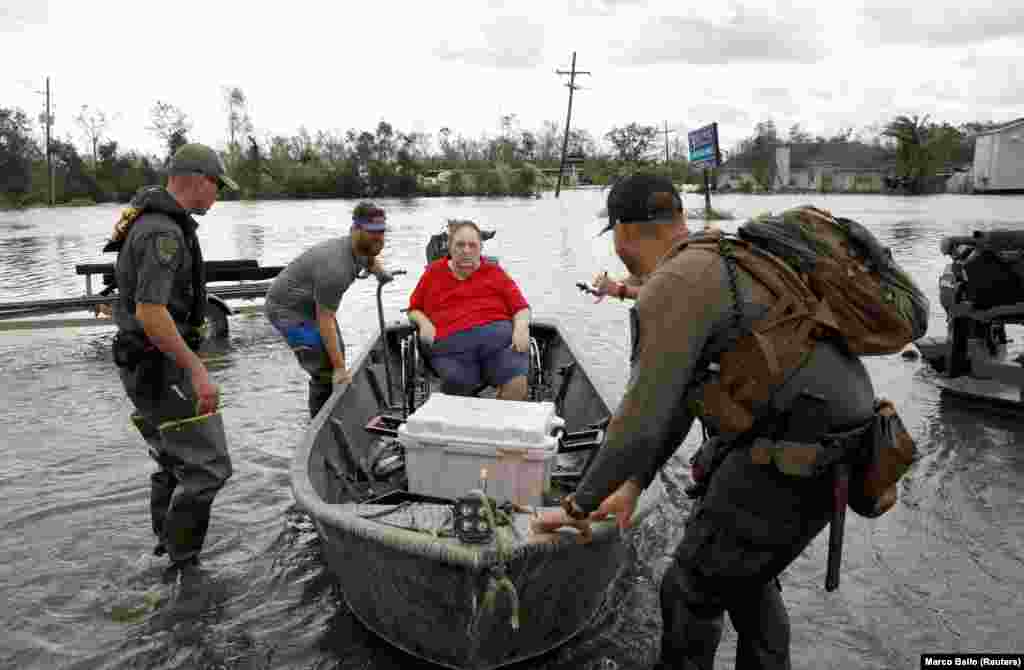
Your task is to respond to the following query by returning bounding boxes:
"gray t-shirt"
[113,213,196,335]
[265,236,369,324]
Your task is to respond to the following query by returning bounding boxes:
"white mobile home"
[973,117,1024,193]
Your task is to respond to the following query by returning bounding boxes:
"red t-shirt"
[408,259,530,341]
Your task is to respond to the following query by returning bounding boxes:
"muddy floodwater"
[2,191,1022,669]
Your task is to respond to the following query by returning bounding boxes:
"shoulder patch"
[154,234,180,266]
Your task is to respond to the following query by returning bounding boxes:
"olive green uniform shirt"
[574,244,875,512]
[113,213,196,336]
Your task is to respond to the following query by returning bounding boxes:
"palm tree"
[883,115,931,193]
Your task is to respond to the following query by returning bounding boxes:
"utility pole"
[45,77,54,207]
[662,120,676,164]
[555,52,590,198]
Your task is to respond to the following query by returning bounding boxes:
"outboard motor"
[938,231,1024,375]
[943,231,1024,310]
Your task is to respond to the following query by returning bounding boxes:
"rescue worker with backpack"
[532,175,926,670]
[106,143,238,573]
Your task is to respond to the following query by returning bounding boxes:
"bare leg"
[497,375,528,401]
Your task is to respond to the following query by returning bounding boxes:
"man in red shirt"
[407,220,531,400]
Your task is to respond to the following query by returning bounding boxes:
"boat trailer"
[0,259,283,335]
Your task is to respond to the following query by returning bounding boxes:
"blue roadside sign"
[688,122,720,170]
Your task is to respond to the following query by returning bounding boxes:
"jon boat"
[290,275,661,670]
[915,231,1024,411]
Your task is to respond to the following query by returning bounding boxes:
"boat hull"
[318,513,629,669]
[292,317,660,669]
[916,333,1024,410]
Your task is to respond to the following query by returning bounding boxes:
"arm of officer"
[572,253,725,515]
[133,229,217,413]
[137,303,206,377]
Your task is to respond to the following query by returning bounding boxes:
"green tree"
[788,123,813,144]
[147,101,193,163]
[536,120,561,163]
[74,105,112,171]
[0,107,41,205]
[750,120,778,189]
[605,123,658,162]
[224,86,253,152]
[375,121,394,162]
[883,114,932,193]
[438,127,457,163]
[518,131,537,161]
[49,137,102,202]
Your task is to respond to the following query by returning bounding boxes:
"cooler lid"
[401,393,564,446]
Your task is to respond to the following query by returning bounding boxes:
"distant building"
[972,117,1024,193]
[717,141,895,193]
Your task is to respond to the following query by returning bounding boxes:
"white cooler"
[397,393,565,506]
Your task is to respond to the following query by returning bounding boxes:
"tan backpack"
[685,205,929,434]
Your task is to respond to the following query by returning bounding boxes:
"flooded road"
[1,191,1022,669]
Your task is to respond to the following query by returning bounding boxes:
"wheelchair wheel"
[527,337,544,401]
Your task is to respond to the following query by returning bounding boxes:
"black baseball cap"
[599,175,683,235]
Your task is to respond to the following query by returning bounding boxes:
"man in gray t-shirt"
[265,201,389,417]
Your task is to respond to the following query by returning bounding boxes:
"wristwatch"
[561,494,588,520]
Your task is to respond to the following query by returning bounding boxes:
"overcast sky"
[3,0,1022,159]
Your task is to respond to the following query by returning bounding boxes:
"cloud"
[685,103,752,129]
[859,2,1024,46]
[0,1,48,32]
[750,87,798,113]
[913,80,964,103]
[433,16,546,69]
[950,49,1024,107]
[566,0,646,16]
[753,87,793,101]
[609,5,828,65]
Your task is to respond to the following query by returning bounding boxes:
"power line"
[554,52,590,198]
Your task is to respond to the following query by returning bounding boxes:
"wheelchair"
[398,322,547,417]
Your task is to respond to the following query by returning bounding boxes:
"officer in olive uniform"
[533,175,877,670]
[108,143,238,570]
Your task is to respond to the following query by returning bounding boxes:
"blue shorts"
[429,321,528,394]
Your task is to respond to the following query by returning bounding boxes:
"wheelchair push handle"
[375,268,407,286]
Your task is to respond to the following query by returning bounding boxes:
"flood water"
[1,191,1022,670]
